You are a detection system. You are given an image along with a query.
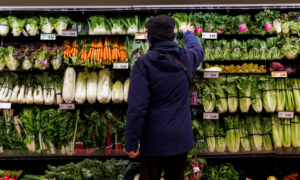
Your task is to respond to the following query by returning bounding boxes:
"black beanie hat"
[145,15,175,41]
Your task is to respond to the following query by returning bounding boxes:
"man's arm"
[179,23,204,72]
[125,59,150,155]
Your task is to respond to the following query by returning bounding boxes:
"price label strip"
[40,33,56,40]
[202,32,218,39]
[113,62,129,69]
[135,32,147,40]
[278,111,294,118]
[59,104,75,110]
[0,103,11,109]
[62,30,78,37]
[271,71,287,78]
[203,113,219,119]
[204,71,219,79]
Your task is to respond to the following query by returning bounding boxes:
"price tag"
[59,104,75,110]
[271,71,287,78]
[40,33,56,40]
[202,32,218,39]
[0,103,11,109]
[204,71,219,78]
[193,167,200,173]
[203,113,219,119]
[135,32,147,40]
[62,30,78,37]
[278,111,294,118]
[113,62,129,69]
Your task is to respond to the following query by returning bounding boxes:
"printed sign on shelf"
[203,113,219,119]
[59,104,75,110]
[202,32,218,39]
[0,103,11,109]
[40,33,56,40]
[113,62,129,69]
[62,30,78,37]
[135,32,147,40]
[204,71,219,78]
[278,111,294,118]
[271,71,288,78]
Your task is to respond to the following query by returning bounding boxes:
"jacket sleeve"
[183,30,204,72]
[125,58,150,152]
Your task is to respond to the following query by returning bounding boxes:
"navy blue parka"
[125,30,204,156]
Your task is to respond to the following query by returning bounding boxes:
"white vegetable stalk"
[26,86,34,104]
[54,76,63,105]
[87,72,98,104]
[63,67,76,103]
[124,78,130,103]
[9,84,20,104]
[97,68,113,103]
[17,84,26,104]
[112,81,124,104]
[75,72,87,104]
[0,74,15,102]
[33,85,44,105]
[14,116,22,139]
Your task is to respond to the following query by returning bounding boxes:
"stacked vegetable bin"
[0,5,300,179]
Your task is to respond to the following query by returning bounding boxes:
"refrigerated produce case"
[1,2,300,179]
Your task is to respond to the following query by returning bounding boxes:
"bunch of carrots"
[70,39,79,64]
[285,172,298,180]
[64,36,128,67]
[63,39,72,59]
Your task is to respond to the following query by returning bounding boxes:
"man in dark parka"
[125,15,204,180]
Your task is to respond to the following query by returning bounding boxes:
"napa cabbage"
[124,78,130,103]
[63,67,76,103]
[75,72,87,104]
[87,71,98,104]
[112,80,124,104]
[98,68,114,104]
